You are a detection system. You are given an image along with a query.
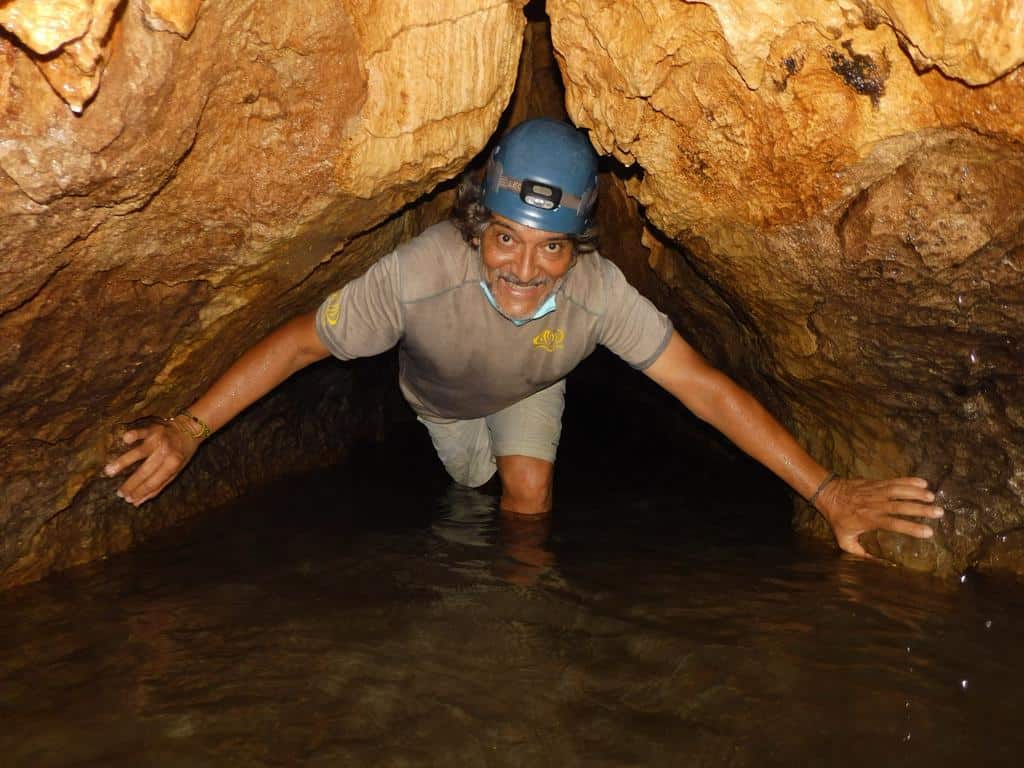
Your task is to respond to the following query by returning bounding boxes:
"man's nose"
[512,247,539,281]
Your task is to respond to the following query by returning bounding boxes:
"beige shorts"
[417,379,566,488]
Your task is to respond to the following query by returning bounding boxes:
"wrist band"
[808,471,838,507]
[171,409,211,441]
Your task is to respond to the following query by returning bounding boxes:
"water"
[2,356,1023,767]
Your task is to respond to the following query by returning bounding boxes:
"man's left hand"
[816,476,943,558]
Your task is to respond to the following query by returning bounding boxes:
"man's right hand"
[101,311,329,508]
[104,420,201,507]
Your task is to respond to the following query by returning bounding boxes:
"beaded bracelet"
[170,409,211,441]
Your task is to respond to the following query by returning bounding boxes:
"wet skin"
[479,214,575,322]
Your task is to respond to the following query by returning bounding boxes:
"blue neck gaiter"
[479,280,558,326]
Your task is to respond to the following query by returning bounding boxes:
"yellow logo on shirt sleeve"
[325,293,342,326]
[532,328,565,352]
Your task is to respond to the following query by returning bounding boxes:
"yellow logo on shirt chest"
[533,328,565,352]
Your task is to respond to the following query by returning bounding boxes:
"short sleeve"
[597,259,673,369]
[315,250,404,360]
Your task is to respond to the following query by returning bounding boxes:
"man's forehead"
[489,214,569,241]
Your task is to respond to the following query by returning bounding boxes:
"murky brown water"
[4,353,1023,767]
[2,439,1022,768]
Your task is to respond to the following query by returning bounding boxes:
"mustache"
[495,271,550,288]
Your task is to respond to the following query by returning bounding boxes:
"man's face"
[480,214,575,321]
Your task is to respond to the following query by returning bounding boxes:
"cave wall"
[0,0,529,587]
[2,0,1023,585]
[547,0,1024,574]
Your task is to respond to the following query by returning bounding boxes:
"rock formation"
[0,0,527,587]
[1,0,1022,585]
[548,0,1024,574]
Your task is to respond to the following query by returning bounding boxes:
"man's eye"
[498,233,513,244]
[545,242,564,253]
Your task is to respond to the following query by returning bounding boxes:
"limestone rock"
[866,0,1024,84]
[0,0,526,587]
[0,0,97,55]
[549,0,1024,574]
[1,0,124,112]
[141,0,202,36]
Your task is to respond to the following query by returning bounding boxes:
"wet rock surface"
[0,0,527,587]
[548,0,1024,574]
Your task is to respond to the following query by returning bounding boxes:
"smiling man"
[107,118,943,557]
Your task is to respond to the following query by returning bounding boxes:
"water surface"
[3,353,1022,767]
[2,440,1021,767]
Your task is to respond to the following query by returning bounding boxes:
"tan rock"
[549,0,1024,573]
[666,1,1024,89]
[335,1,527,197]
[866,0,1024,83]
[0,0,527,588]
[0,0,95,55]
[141,0,202,36]
[5,0,1020,585]
[1,0,123,112]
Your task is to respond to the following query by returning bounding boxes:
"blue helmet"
[482,118,599,235]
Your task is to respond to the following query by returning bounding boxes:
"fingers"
[117,449,165,503]
[103,424,194,507]
[887,500,944,520]
[893,476,930,488]
[879,516,935,540]
[852,477,933,502]
[836,535,872,558]
[848,478,940,510]
[125,461,181,507]
[103,443,152,479]
[884,479,936,503]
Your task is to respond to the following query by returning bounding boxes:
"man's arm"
[104,311,330,507]
[643,331,943,557]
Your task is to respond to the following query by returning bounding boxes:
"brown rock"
[1,0,124,112]
[141,0,202,36]
[0,0,527,587]
[0,0,97,55]
[4,0,1022,586]
[549,0,1024,574]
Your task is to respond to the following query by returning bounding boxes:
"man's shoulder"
[561,251,622,317]
[394,220,475,302]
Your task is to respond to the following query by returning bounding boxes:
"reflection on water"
[433,486,555,587]
[1,453,1023,767]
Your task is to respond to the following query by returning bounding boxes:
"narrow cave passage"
[2,0,1024,763]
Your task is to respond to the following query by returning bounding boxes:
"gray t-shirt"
[315,221,673,421]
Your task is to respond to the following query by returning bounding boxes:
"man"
[105,119,942,558]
